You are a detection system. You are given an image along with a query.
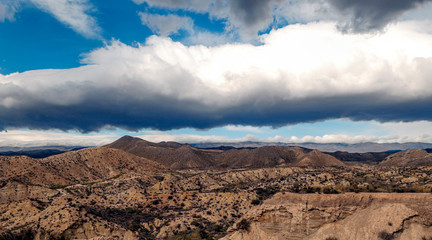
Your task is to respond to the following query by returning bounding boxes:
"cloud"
[224,125,263,133]
[28,0,101,39]
[225,0,283,39]
[132,0,283,40]
[139,132,432,144]
[3,120,432,147]
[182,31,233,46]
[1,21,432,132]
[327,0,432,33]
[139,12,194,36]
[0,1,20,22]
[131,0,432,40]
[0,130,118,147]
[132,0,212,13]
[373,121,432,143]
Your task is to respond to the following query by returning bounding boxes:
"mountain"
[105,136,345,169]
[379,149,432,166]
[0,147,165,186]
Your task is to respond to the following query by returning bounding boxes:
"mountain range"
[2,136,432,239]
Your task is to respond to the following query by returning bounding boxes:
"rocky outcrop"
[224,193,432,240]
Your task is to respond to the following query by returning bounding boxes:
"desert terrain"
[1,136,432,240]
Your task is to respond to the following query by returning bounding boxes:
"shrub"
[237,219,250,231]
[0,229,34,240]
[378,231,394,240]
[322,187,339,194]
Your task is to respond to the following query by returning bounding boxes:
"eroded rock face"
[224,193,432,240]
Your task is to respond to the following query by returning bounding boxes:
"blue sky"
[1,0,432,146]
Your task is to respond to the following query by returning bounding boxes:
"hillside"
[106,136,345,169]
[0,147,165,186]
[327,151,394,164]
[380,149,432,167]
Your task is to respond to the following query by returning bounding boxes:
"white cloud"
[132,0,213,13]
[0,130,119,147]
[29,0,101,39]
[138,132,432,145]
[1,21,432,131]
[0,2,19,22]
[224,125,263,133]
[3,120,432,148]
[373,121,432,142]
[139,12,194,37]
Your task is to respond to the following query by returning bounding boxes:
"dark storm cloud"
[1,88,432,133]
[328,0,431,32]
[227,0,282,37]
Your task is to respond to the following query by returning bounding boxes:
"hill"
[0,147,165,186]
[380,149,432,167]
[105,136,215,169]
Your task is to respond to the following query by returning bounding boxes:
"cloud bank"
[1,21,432,132]
[3,120,432,148]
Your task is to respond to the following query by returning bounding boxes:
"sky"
[1,0,432,147]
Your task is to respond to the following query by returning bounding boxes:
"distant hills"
[0,146,87,158]
[191,141,432,153]
[105,136,345,169]
[3,136,432,168]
